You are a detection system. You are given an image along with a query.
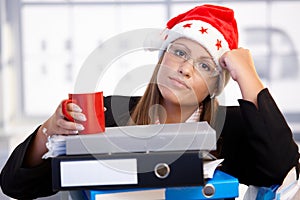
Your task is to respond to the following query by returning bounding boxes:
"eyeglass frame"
[165,43,221,77]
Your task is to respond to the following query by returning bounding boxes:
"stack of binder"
[50,122,239,199]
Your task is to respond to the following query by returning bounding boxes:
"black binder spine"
[52,151,203,191]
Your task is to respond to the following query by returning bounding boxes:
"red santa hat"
[157,4,239,96]
[159,4,239,68]
[161,4,238,63]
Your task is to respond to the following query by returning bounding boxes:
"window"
[18,0,300,136]
[21,1,165,116]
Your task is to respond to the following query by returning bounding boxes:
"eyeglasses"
[166,43,220,77]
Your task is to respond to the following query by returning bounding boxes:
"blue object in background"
[255,185,279,200]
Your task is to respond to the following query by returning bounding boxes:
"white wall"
[0,0,23,133]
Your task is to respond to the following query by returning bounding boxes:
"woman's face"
[157,38,218,107]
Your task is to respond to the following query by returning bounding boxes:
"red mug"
[62,92,105,134]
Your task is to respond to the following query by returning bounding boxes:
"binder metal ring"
[154,163,170,179]
[202,183,215,198]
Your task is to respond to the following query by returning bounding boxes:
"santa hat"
[158,4,239,96]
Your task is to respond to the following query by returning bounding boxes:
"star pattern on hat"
[216,39,222,50]
[199,27,208,34]
[183,23,192,28]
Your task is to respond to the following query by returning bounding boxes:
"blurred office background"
[1,0,300,199]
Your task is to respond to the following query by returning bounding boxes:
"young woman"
[1,4,299,199]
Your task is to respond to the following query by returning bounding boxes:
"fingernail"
[79,114,87,121]
[71,130,79,134]
[76,124,85,131]
[73,105,82,112]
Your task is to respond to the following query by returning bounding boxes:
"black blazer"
[1,89,299,199]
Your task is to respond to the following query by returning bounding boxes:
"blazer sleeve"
[0,126,56,199]
[0,96,139,199]
[220,88,299,187]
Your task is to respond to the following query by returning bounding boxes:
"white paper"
[275,167,300,200]
[203,159,224,179]
[42,135,67,159]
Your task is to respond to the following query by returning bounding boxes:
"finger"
[68,112,87,122]
[66,103,82,112]
[52,127,79,135]
[56,118,85,132]
[56,103,66,119]
[58,101,86,121]
[219,52,228,69]
[43,122,79,136]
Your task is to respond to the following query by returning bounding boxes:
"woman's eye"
[174,49,186,58]
[197,62,211,71]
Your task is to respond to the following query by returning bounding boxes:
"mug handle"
[61,99,75,122]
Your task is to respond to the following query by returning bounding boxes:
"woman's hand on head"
[219,48,258,82]
[42,100,87,136]
[219,47,264,106]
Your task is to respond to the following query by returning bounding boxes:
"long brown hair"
[128,54,220,127]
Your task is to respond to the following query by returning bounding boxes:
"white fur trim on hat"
[159,20,230,69]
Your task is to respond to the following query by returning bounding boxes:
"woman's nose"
[178,59,194,78]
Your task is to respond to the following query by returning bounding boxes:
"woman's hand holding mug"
[41,91,105,137]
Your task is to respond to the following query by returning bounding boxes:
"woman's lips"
[169,77,190,89]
